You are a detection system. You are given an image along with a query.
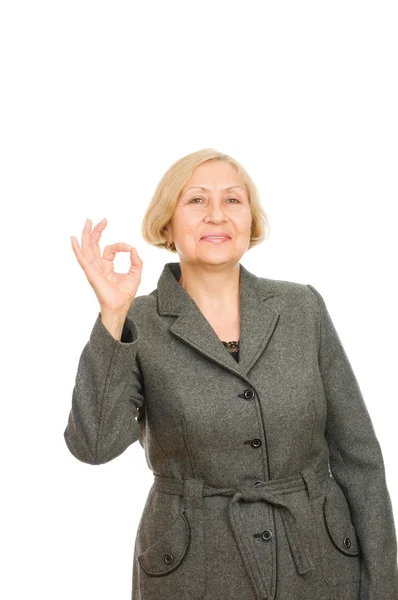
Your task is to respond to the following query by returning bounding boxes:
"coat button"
[242,389,254,400]
[164,553,174,564]
[261,530,273,541]
[343,537,351,549]
[251,438,262,448]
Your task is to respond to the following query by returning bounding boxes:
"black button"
[251,438,262,448]
[343,537,351,549]
[239,389,255,400]
[261,530,273,541]
[164,553,174,564]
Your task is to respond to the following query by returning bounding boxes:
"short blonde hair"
[141,148,270,253]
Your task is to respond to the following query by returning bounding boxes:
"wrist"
[99,308,130,341]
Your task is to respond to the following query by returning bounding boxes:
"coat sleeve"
[307,284,398,600]
[63,310,145,465]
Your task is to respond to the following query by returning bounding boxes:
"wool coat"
[64,260,398,600]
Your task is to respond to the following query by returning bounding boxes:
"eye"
[188,197,240,204]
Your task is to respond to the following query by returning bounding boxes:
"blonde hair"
[141,148,270,253]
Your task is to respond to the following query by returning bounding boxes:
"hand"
[71,218,143,313]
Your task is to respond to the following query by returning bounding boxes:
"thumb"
[129,246,141,268]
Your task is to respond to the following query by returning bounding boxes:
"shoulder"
[249,274,327,329]
[254,273,321,306]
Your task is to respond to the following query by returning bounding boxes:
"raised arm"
[64,218,145,464]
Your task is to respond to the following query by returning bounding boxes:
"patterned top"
[221,340,239,363]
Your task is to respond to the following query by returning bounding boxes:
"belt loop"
[183,478,205,509]
[300,465,324,500]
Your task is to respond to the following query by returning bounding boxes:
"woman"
[64,148,398,600]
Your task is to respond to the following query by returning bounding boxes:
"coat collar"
[156,261,280,378]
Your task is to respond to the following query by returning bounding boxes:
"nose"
[203,200,229,221]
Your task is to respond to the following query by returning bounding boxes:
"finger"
[81,218,94,259]
[130,246,142,266]
[127,247,143,275]
[102,242,133,262]
[91,217,107,259]
[71,235,88,270]
[86,218,98,261]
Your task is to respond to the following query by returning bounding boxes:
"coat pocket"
[137,508,205,599]
[317,478,362,585]
[323,480,360,557]
[138,511,189,575]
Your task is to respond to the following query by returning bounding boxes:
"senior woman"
[64,148,398,600]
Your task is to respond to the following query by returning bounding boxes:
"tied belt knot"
[229,478,315,580]
[153,461,331,600]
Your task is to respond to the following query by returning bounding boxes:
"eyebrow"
[185,185,245,192]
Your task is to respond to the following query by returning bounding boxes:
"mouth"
[200,235,231,244]
[200,234,231,240]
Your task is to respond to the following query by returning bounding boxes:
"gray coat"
[64,261,398,600]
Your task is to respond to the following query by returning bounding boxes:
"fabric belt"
[153,460,331,600]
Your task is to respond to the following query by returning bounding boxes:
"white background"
[1,1,397,598]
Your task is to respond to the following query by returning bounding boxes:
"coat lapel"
[156,261,280,377]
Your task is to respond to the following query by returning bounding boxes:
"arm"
[63,310,145,465]
[307,284,398,600]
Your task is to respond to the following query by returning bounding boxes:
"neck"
[178,262,240,311]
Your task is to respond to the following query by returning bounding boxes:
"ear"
[162,224,172,244]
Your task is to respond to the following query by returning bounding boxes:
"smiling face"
[164,160,253,267]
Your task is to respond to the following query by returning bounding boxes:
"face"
[164,160,253,268]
